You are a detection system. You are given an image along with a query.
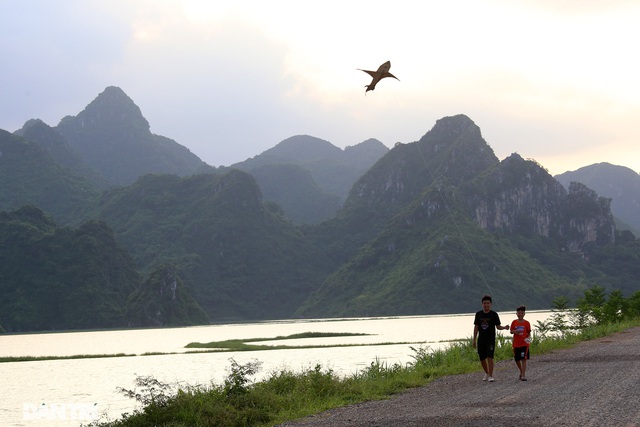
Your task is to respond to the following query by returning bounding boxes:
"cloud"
[1,1,639,173]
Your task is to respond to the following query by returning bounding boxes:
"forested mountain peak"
[261,135,343,162]
[341,114,498,230]
[58,86,150,132]
[416,114,499,183]
[52,86,212,185]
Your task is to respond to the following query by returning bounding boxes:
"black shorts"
[477,340,495,360]
[514,346,530,362]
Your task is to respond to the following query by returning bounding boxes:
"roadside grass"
[87,319,640,427]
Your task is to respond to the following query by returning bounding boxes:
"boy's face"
[517,309,525,319]
[482,300,492,312]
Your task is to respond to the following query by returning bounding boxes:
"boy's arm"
[472,325,479,348]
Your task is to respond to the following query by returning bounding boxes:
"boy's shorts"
[477,340,495,360]
[514,346,530,362]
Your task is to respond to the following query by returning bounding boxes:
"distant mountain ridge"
[1,86,639,332]
[556,163,640,234]
[232,135,389,223]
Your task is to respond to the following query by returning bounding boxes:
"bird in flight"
[358,61,399,93]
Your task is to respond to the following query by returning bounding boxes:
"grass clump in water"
[184,332,371,351]
[1,353,133,363]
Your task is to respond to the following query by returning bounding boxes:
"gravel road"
[277,327,640,427]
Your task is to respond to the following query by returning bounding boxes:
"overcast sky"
[2,1,639,175]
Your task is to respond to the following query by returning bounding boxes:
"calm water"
[0,311,552,426]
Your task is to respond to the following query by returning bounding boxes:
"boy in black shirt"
[473,295,509,382]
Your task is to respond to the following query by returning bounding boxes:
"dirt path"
[277,327,640,427]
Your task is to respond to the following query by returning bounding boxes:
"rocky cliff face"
[344,115,499,223]
[468,153,614,251]
[555,162,640,234]
[340,114,615,255]
[470,154,566,237]
[561,182,615,251]
[126,264,209,327]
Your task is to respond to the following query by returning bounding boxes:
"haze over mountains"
[1,86,639,332]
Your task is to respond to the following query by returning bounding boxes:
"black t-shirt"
[474,310,501,342]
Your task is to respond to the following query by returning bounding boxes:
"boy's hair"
[517,305,526,311]
[481,295,492,303]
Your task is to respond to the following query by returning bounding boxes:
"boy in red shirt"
[510,305,532,381]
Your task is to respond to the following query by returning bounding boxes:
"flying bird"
[358,61,399,93]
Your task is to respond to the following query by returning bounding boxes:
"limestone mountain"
[466,154,615,251]
[317,115,501,263]
[231,135,388,224]
[55,86,214,185]
[297,115,619,317]
[555,163,640,235]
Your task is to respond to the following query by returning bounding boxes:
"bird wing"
[358,69,378,78]
[382,72,399,81]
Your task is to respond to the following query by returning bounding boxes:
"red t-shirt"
[510,319,531,347]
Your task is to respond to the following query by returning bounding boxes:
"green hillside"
[91,170,336,321]
[0,207,140,331]
[0,129,98,225]
[298,185,577,317]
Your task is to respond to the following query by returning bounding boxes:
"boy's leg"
[516,360,523,378]
[480,358,489,374]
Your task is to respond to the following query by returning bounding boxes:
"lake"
[0,310,552,426]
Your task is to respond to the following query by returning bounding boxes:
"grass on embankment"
[89,319,640,427]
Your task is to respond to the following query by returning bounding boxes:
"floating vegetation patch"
[185,331,389,351]
[0,353,134,363]
[1,332,427,362]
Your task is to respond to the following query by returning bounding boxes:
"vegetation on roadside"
[87,285,640,427]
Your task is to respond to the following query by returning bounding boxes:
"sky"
[1,0,639,175]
